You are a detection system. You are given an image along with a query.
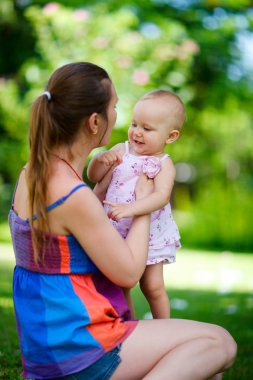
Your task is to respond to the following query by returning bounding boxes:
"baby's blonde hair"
[140,89,186,131]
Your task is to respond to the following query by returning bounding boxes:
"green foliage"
[175,183,253,252]
[0,1,252,251]
[0,0,36,75]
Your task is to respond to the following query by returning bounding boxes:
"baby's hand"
[103,201,134,222]
[98,151,122,167]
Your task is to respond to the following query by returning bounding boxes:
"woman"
[9,62,236,380]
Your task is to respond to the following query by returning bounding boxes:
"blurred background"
[0,1,253,379]
[0,0,252,252]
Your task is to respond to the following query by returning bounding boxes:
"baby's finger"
[104,156,114,166]
[107,209,116,220]
[110,212,120,222]
[114,152,123,163]
[103,200,116,207]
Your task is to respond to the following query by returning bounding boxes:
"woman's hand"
[135,174,154,200]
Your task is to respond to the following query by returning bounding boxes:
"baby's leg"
[123,287,135,319]
[140,263,170,319]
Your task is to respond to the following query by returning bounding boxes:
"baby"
[88,89,185,319]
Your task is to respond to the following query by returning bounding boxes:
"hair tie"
[43,91,52,101]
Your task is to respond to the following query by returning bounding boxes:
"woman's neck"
[51,142,91,179]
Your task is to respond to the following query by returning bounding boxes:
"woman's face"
[98,82,118,147]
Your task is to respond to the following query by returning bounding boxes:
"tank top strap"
[160,154,169,161]
[31,184,88,220]
[46,184,88,213]
[124,141,129,154]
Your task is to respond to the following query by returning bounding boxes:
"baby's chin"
[130,141,151,156]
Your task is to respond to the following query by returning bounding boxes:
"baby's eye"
[144,127,150,131]
[131,123,137,128]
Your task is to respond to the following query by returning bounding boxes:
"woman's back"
[10,170,137,379]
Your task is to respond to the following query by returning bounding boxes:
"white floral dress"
[104,141,181,265]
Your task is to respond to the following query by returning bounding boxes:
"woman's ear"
[87,112,99,135]
[166,129,180,144]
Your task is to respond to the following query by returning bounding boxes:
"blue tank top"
[9,184,137,379]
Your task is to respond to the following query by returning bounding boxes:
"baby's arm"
[87,143,124,183]
[105,158,176,221]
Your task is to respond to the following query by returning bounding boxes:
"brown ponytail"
[27,62,112,263]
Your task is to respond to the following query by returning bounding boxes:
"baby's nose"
[134,127,142,136]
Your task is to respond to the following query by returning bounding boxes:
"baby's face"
[128,98,176,156]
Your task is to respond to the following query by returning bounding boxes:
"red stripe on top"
[58,236,71,273]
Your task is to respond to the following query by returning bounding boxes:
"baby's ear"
[166,129,180,144]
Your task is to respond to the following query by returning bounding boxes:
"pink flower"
[117,56,132,68]
[142,157,161,178]
[43,2,60,16]
[132,70,150,86]
[73,9,89,21]
[180,39,200,55]
[93,37,109,49]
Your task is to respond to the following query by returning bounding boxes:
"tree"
[0,0,252,250]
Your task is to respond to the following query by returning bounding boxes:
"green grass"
[1,244,252,379]
[133,288,253,379]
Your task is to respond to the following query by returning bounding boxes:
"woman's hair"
[27,62,112,263]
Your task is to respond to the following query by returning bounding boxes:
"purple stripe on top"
[9,210,100,274]
[93,274,131,321]
[9,210,62,272]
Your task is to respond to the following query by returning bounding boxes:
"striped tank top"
[9,184,137,379]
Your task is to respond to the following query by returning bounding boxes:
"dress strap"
[160,154,169,161]
[125,141,129,154]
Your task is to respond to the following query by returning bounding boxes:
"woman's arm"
[63,175,153,288]
[105,158,176,221]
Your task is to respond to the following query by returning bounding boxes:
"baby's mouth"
[133,139,144,145]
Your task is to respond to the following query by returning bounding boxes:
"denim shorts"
[37,345,122,380]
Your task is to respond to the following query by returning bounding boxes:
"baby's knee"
[140,279,165,300]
